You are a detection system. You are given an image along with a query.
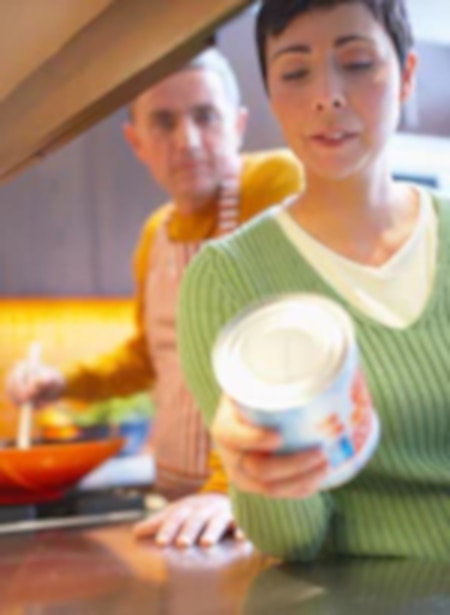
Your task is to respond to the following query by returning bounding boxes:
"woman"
[178,0,450,562]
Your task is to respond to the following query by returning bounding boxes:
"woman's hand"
[133,493,244,548]
[211,395,329,499]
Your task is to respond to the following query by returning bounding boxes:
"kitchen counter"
[0,523,449,614]
[0,524,266,614]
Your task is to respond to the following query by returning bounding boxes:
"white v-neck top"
[274,187,437,329]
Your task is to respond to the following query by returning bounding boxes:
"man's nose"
[174,117,201,149]
[311,68,346,113]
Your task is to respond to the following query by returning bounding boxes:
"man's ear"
[123,122,145,162]
[235,106,249,149]
[400,51,418,103]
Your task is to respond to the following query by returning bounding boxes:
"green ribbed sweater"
[178,192,450,562]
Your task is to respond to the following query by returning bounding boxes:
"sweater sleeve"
[178,244,334,562]
[63,211,167,402]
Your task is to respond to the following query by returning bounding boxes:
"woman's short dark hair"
[256,0,414,88]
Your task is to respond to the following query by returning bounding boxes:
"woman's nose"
[313,96,345,112]
[311,69,346,113]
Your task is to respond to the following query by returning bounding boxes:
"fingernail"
[200,536,214,548]
[156,534,169,546]
[177,535,192,548]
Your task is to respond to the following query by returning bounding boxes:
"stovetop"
[0,451,161,534]
[0,487,153,535]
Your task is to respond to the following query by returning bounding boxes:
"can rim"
[212,293,355,410]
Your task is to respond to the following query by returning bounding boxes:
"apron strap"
[216,157,242,237]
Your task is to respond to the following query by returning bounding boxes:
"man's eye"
[160,120,176,131]
[195,109,217,124]
[281,69,309,82]
[152,116,176,131]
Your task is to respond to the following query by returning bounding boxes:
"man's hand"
[133,493,244,548]
[6,360,66,408]
[212,395,329,499]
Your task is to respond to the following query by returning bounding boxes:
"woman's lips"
[309,132,358,148]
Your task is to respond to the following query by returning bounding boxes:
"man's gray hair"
[128,48,241,120]
[185,48,242,107]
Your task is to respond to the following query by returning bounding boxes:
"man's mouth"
[176,160,205,173]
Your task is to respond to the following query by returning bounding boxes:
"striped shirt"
[178,190,450,562]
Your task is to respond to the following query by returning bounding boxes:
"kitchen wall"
[1,4,450,296]
[0,111,165,296]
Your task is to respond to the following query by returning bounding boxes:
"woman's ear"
[400,51,418,103]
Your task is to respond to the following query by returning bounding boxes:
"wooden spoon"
[16,342,41,450]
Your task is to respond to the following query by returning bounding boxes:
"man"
[7,48,303,548]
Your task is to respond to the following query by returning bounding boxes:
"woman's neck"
[288,167,420,266]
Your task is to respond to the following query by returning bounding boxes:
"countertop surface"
[0,523,449,614]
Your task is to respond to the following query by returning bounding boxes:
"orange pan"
[0,438,123,505]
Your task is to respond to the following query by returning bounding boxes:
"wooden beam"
[0,0,115,101]
[0,0,253,183]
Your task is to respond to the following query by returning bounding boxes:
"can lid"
[212,294,354,410]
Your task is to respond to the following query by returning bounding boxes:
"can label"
[238,344,379,489]
[315,367,380,488]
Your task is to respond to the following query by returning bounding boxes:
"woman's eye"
[343,62,374,72]
[281,69,309,82]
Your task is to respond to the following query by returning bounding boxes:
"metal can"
[212,294,380,490]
